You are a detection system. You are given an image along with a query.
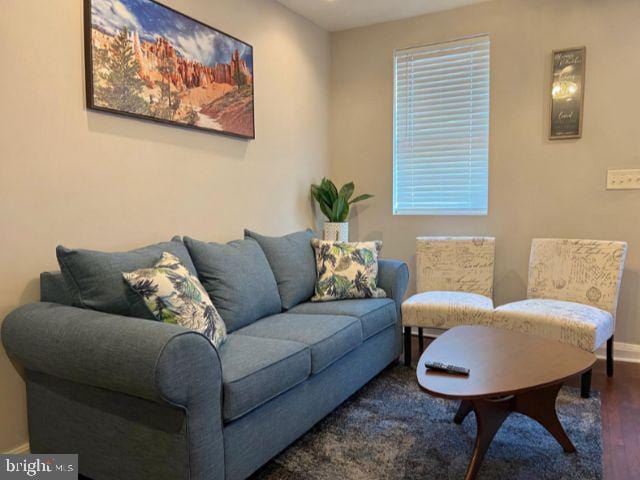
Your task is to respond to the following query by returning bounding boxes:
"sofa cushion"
[245,229,316,310]
[219,334,310,422]
[123,252,227,348]
[402,291,494,330]
[234,313,362,374]
[183,237,281,332]
[287,298,396,340]
[493,299,613,352]
[310,239,386,301]
[40,271,74,305]
[56,240,197,319]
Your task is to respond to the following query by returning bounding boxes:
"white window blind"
[393,35,490,215]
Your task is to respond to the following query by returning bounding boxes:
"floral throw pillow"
[311,239,386,302]
[123,252,227,348]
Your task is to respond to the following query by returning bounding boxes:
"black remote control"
[425,361,470,375]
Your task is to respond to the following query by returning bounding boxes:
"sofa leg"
[580,369,592,398]
[418,327,424,354]
[403,327,412,366]
[607,336,614,377]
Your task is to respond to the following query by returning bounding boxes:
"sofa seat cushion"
[402,291,494,329]
[219,334,310,422]
[235,314,362,374]
[287,298,396,340]
[493,299,613,352]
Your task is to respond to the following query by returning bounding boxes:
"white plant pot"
[323,222,349,242]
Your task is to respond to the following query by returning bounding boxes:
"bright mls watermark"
[1,455,77,479]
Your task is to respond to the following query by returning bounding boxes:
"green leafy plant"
[311,178,373,222]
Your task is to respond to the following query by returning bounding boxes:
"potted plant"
[310,178,373,241]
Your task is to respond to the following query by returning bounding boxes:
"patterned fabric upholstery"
[527,239,627,321]
[494,299,613,352]
[416,237,495,297]
[494,238,627,352]
[123,252,227,348]
[402,291,494,329]
[311,240,386,302]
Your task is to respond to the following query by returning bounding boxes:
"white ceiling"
[276,0,493,32]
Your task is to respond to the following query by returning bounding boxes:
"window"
[393,35,490,215]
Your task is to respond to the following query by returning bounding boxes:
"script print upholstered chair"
[493,239,627,398]
[402,237,496,365]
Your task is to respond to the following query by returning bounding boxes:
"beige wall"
[3,0,640,455]
[330,0,640,345]
[0,0,329,452]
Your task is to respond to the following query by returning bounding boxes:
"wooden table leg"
[465,397,511,480]
[512,382,576,453]
[454,400,473,424]
[462,382,575,480]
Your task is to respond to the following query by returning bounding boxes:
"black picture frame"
[549,46,585,140]
[84,0,255,139]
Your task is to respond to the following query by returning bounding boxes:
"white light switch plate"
[607,169,640,190]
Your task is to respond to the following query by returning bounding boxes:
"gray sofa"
[2,255,408,480]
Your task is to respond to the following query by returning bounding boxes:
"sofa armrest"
[2,302,226,480]
[378,259,409,314]
[1,302,221,407]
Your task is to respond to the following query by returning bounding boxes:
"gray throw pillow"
[244,229,316,310]
[56,240,197,319]
[183,237,281,332]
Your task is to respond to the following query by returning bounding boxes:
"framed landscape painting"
[84,0,255,139]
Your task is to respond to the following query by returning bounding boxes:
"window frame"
[392,34,490,216]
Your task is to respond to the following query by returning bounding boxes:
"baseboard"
[596,341,640,364]
[409,328,640,364]
[4,442,29,454]
[409,327,443,339]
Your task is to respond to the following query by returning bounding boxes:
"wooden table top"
[417,326,596,400]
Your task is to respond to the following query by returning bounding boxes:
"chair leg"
[418,327,424,354]
[581,369,592,398]
[403,327,412,366]
[607,336,614,377]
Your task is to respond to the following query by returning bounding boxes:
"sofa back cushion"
[40,271,75,306]
[244,229,316,310]
[184,237,281,332]
[56,240,197,319]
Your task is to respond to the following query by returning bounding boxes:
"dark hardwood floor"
[569,361,640,480]
[408,336,640,480]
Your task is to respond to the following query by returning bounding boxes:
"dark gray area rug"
[253,366,602,480]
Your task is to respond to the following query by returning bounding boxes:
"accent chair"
[401,236,496,365]
[493,238,627,398]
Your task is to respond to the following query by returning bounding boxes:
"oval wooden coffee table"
[417,325,596,480]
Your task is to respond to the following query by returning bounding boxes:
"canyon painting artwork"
[85,0,254,138]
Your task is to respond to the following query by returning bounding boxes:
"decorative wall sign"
[84,0,255,139]
[549,46,586,140]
